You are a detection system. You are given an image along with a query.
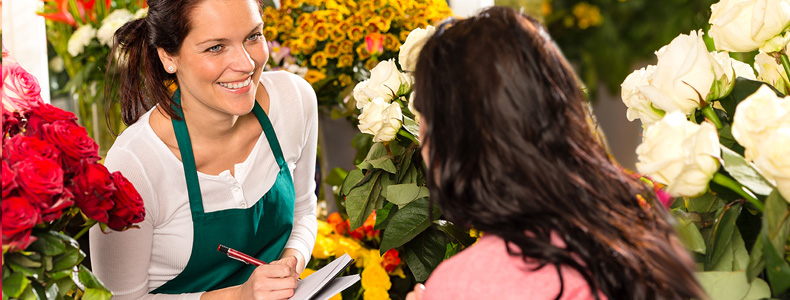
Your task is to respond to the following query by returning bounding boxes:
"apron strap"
[171,89,205,215]
[251,101,286,168]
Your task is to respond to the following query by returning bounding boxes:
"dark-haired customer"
[406,6,707,300]
[89,0,317,299]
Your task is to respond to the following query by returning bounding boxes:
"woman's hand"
[201,257,299,300]
[405,283,425,300]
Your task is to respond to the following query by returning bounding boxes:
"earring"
[167,66,175,73]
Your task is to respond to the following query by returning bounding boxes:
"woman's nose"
[230,46,255,73]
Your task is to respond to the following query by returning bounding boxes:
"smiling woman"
[90,0,319,299]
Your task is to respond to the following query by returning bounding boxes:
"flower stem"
[701,105,723,129]
[398,128,419,145]
[780,52,790,94]
[712,173,764,212]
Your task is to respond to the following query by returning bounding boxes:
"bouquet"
[37,0,148,155]
[321,26,476,300]
[2,46,145,299]
[262,0,453,117]
[621,0,790,298]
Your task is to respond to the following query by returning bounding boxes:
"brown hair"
[413,6,707,300]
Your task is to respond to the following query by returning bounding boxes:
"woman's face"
[163,0,268,117]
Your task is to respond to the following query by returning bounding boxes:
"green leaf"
[402,228,446,282]
[380,198,433,253]
[718,124,745,156]
[685,192,724,214]
[364,143,389,162]
[2,271,30,298]
[28,231,67,256]
[710,227,748,272]
[402,116,420,141]
[748,190,790,281]
[396,148,415,183]
[8,254,43,269]
[695,271,767,300]
[720,146,774,196]
[761,233,790,295]
[78,265,108,290]
[53,276,76,298]
[743,277,771,300]
[434,220,477,247]
[325,167,348,187]
[746,238,765,282]
[386,184,429,208]
[82,288,113,300]
[351,133,374,165]
[388,141,405,156]
[374,202,397,231]
[706,202,742,270]
[345,171,382,230]
[400,164,420,185]
[339,169,364,196]
[367,157,397,174]
[52,247,84,272]
[676,214,706,254]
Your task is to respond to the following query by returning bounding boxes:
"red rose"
[3,135,61,163]
[327,212,348,235]
[350,210,378,240]
[2,107,22,136]
[106,172,145,230]
[40,191,75,223]
[2,63,43,110]
[24,103,79,137]
[2,196,41,252]
[2,160,17,198]
[15,156,64,205]
[71,163,116,223]
[381,249,401,272]
[40,120,100,171]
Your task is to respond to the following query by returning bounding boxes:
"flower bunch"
[263,0,453,115]
[37,0,148,155]
[621,0,790,297]
[2,47,145,299]
[306,212,404,300]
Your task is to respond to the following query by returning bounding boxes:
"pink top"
[423,234,605,300]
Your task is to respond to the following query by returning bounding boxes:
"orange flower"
[381,249,401,272]
[365,33,384,56]
[327,212,348,235]
[349,210,378,240]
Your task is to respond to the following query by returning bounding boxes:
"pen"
[217,244,266,266]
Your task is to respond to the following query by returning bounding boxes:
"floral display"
[2,47,145,299]
[621,0,790,297]
[37,0,148,155]
[263,0,453,116]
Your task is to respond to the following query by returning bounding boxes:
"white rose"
[354,59,411,103]
[754,51,789,92]
[638,31,717,115]
[621,65,664,126]
[760,31,790,53]
[358,98,403,142]
[709,51,757,99]
[399,26,436,72]
[636,112,721,197]
[67,25,97,57]
[98,9,134,46]
[752,129,790,202]
[407,91,420,125]
[731,85,790,160]
[708,0,790,52]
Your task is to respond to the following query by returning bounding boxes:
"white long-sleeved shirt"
[89,71,318,299]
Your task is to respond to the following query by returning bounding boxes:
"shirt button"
[240,202,247,208]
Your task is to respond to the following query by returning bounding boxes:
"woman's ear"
[157,47,178,73]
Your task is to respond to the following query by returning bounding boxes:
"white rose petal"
[98,9,134,46]
[709,0,790,52]
[357,59,411,103]
[754,51,789,92]
[638,31,716,115]
[621,65,664,126]
[731,85,790,161]
[752,129,790,202]
[636,112,721,197]
[358,98,403,142]
[67,25,97,57]
[399,26,436,72]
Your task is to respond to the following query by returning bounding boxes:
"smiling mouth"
[218,77,252,89]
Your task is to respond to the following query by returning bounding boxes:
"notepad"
[291,254,360,300]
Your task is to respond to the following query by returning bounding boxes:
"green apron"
[152,89,295,294]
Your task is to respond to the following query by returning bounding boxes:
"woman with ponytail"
[406,7,707,300]
[89,0,318,299]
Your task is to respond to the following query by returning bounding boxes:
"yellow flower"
[317,220,334,236]
[263,27,278,40]
[300,268,316,280]
[542,1,553,16]
[330,29,346,41]
[338,74,353,86]
[325,42,342,58]
[572,2,603,29]
[383,33,400,51]
[359,1,376,12]
[361,262,391,290]
[399,31,410,42]
[328,293,342,300]
[304,69,327,84]
[314,23,333,41]
[390,265,407,279]
[337,54,354,68]
[310,51,329,69]
[335,236,363,261]
[356,44,371,60]
[297,20,314,34]
[312,234,336,259]
[348,25,367,41]
[379,6,398,22]
[338,21,352,33]
[339,40,354,54]
[364,17,390,33]
[263,7,279,23]
[363,288,390,300]
[300,34,318,54]
[326,0,352,15]
[365,57,378,71]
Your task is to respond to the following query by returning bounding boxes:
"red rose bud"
[327,212,348,235]
[2,160,17,198]
[2,196,41,252]
[72,163,116,223]
[106,172,145,231]
[15,156,64,205]
[3,135,61,163]
[365,33,384,56]
[381,249,401,272]
[40,120,100,171]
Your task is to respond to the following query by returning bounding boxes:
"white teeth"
[219,77,251,89]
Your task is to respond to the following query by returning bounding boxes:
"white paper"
[290,254,358,300]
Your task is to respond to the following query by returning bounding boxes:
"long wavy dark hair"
[104,0,264,126]
[413,6,707,300]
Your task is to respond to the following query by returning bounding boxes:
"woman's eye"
[207,45,223,52]
[247,33,263,41]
